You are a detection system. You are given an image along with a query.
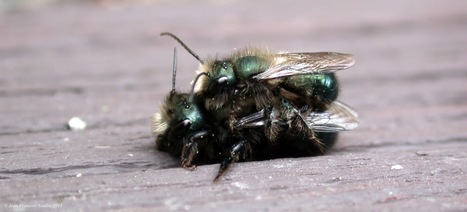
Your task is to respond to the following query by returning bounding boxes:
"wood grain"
[1,0,466,211]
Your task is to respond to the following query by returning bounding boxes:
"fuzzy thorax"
[193,47,273,94]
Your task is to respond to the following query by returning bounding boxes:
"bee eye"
[207,76,230,96]
[168,119,191,141]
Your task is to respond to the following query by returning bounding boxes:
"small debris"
[76,173,82,177]
[231,182,249,189]
[94,146,111,149]
[391,165,404,170]
[326,177,343,183]
[128,153,134,157]
[415,151,428,156]
[67,117,87,131]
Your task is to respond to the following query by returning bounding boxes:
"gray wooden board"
[0,0,466,211]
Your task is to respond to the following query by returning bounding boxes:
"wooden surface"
[1,0,466,211]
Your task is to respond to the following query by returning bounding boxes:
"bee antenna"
[161,32,204,64]
[171,47,177,94]
[188,72,209,102]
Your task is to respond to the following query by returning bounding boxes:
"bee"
[152,48,214,169]
[153,33,358,181]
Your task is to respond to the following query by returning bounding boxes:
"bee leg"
[213,140,249,182]
[292,108,325,154]
[167,119,191,141]
[180,130,211,170]
[264,107,284,142]
[181,140,198,170]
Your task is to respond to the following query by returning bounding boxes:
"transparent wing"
[253,52,355,80]
[306,101,359,132]
[235,110,266,128]
[235,100,358,132]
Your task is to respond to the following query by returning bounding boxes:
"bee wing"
[235,101,358,132]
[235,110,266,128]
[306,100,359,132]
[254,52,355,80]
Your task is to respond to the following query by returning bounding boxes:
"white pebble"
[68,117,87,131]
[391,164,403,170]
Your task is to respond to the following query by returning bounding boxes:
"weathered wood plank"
[0,0,466,211]
[1,143,465,210]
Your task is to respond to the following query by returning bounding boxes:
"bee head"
[152,44,207,152]
[201,60,237,97]
[152,91,207,151]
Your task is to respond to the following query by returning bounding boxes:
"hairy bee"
[152,48,214,169]
[152,48,270,178]
[153,33,358,181]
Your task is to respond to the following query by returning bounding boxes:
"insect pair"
[152,32,358,182]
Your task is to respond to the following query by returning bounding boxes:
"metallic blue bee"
[153,33,358,181]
